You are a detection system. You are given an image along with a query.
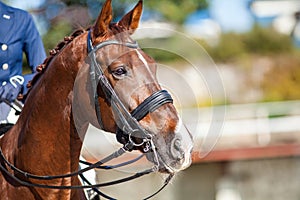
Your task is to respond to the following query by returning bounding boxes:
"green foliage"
[138,37,183,62]
[206,25,294,63]
[61,0,87,6]
[261,53,300,101]
[42,21,73,54]
[143,48,179,62]
[145,0,208,24]
[243,25,293,54]
[205,32,247,62]
[198,25,300,102]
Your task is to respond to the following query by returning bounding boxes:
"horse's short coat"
[0,1,193,199]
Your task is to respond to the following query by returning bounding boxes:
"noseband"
[0,30,175,200]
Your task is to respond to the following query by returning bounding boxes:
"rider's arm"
[23,13,46,73]
[22,12,46,92]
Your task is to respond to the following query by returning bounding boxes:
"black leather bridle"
[0,30,176,199]
[87,30,173,153]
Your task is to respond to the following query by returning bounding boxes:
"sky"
[210,0,254,32]
[6,0,44,10]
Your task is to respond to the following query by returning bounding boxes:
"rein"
[0,30,175,199]
[0,138,172,199]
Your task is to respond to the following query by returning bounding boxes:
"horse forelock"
[106,23,134,43]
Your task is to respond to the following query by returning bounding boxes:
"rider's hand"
[0,81,22,103]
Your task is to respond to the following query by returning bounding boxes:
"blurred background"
[4,0,300,199]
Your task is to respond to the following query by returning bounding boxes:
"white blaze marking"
[174,115,183,133]
[134,49,156,81]
[135,49,150,70]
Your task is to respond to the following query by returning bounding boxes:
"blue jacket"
[0,2,46,89]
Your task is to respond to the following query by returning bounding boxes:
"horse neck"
[12,36,87,173]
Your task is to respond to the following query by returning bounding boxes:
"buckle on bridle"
[143,141,151,153]
[128,129,150,147]
[118,128,153,153]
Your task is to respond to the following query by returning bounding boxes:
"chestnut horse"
[0,0,193,199]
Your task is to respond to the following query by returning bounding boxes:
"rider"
[0,1,46,123]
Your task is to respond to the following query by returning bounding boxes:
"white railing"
[183,100,300,151]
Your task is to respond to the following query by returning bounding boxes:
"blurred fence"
[189,100,300,161]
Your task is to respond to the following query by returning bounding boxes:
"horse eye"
[112,66,127,78]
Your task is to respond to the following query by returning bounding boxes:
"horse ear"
[118,0,143,34]
[93,0,113,38]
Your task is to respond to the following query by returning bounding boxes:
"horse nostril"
[170,138,185,161]
[174,139,181,150]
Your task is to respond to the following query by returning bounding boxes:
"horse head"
[75,0,193,174]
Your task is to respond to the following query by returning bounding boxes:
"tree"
[60,0,208,24]
[144,0,208,24]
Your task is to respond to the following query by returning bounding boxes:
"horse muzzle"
[144,124,194,174]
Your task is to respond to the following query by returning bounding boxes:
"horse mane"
[20,28,89,101]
